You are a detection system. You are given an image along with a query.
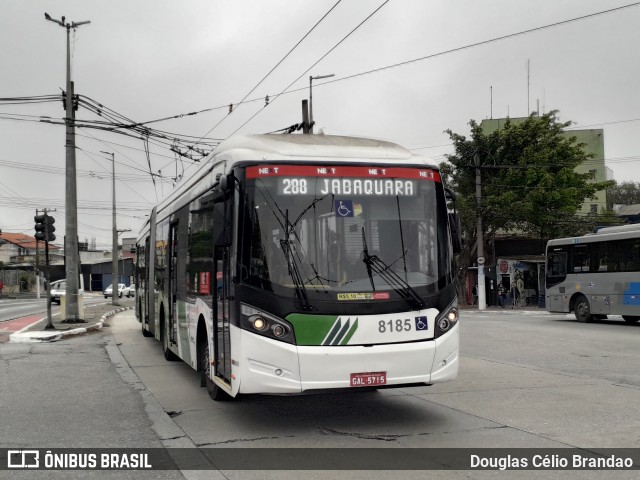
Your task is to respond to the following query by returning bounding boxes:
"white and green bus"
[136,134,461,400]
[546,224,640,323]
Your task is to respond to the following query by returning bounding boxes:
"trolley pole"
[44,13,90,321]
[301,100,310,134]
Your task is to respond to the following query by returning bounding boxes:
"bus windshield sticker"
[335,200,354,217]
[337,292,390,301]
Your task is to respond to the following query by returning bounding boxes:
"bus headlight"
[242,305,296,344]
[435,305,458,338]
[272,324,287,338]
[250,316,267,331]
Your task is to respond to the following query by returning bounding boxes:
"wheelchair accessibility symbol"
[335,200,354,217]
[415,316,428,331]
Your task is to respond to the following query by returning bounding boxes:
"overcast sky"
[1,0,639,249]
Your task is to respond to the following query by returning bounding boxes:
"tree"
[606,180,640,210]
[444,111,612,293]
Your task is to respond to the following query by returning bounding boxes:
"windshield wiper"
[280,209,312,310]
[361,227,376,291]
[361,227,425,309]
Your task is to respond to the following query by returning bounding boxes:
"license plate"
[350,372,387,387]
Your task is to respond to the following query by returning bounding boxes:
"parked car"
[104,283,132,298]
[129,284,136,296]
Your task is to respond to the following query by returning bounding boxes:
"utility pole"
[35,210,40,300]
[309,74,334,134]
[44,13,90,321]
[118,229,132,288]
[475,152,487,310]
[101,151,119,306]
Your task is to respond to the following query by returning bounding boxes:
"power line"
[227,0,391,138]
[195,0,343,142]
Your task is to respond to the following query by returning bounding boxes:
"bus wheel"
[141,320,153,337]
[198,335,229,401]
[163,333,178,361]
[623,316,640,323]
[160,307,178,361]
[574,296,592,323]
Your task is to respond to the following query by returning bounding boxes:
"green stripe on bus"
[331,319,351,345]
[340,318,359,345]
[323,319,343,346]
[286,313,339,346]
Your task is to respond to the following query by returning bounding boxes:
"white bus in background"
[135,134,461,400]
[546,224,640,323]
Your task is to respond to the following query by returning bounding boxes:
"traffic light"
[34,214,46,241]
[34,214,56,242]
[45,215,56,242]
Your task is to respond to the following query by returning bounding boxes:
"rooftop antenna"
[526,59,530,115]
[490,85,493,119]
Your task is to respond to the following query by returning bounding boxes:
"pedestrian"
[497,282,506,308]
[472,284,478,305]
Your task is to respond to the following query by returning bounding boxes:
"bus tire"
[163,333,178,361]
[198,333,229,401]
[141,320,153,337]
[574,296,592,323]
[161,307,178,361]
[623,316,640,323]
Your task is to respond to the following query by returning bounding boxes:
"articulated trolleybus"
[546,224,640,323]
[136,134,460,400]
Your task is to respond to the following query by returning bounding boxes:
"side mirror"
[219,174,228,192]
[213,202,231,246]
[449,212,462,254]
[444,187,462,254]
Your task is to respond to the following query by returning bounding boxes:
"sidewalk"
[8,296,135,343]
[458,303,549,315]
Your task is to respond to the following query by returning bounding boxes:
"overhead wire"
[226,0,391,139]
[195,0,344,142]
[2,1,639,216]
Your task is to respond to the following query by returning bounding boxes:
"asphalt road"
[0,294,108,323]
[2,309,640,479]
[111,309,640,479]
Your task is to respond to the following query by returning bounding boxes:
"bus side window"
[572,246,589,273]
[598,257,608,272]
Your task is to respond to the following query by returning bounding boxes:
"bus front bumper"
[234,323,459,395]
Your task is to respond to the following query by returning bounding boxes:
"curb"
[8,307,133,343]
[460,308,550,316]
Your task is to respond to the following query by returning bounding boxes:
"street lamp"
[101,150,119,306]
[309,74,334,134]
[44,12,90,321]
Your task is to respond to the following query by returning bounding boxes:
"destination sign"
[246,165,440,197]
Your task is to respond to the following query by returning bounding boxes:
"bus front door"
[168,222,179,348]
[214,246,232,386]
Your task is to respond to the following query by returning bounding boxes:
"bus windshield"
[241,165,451,301]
